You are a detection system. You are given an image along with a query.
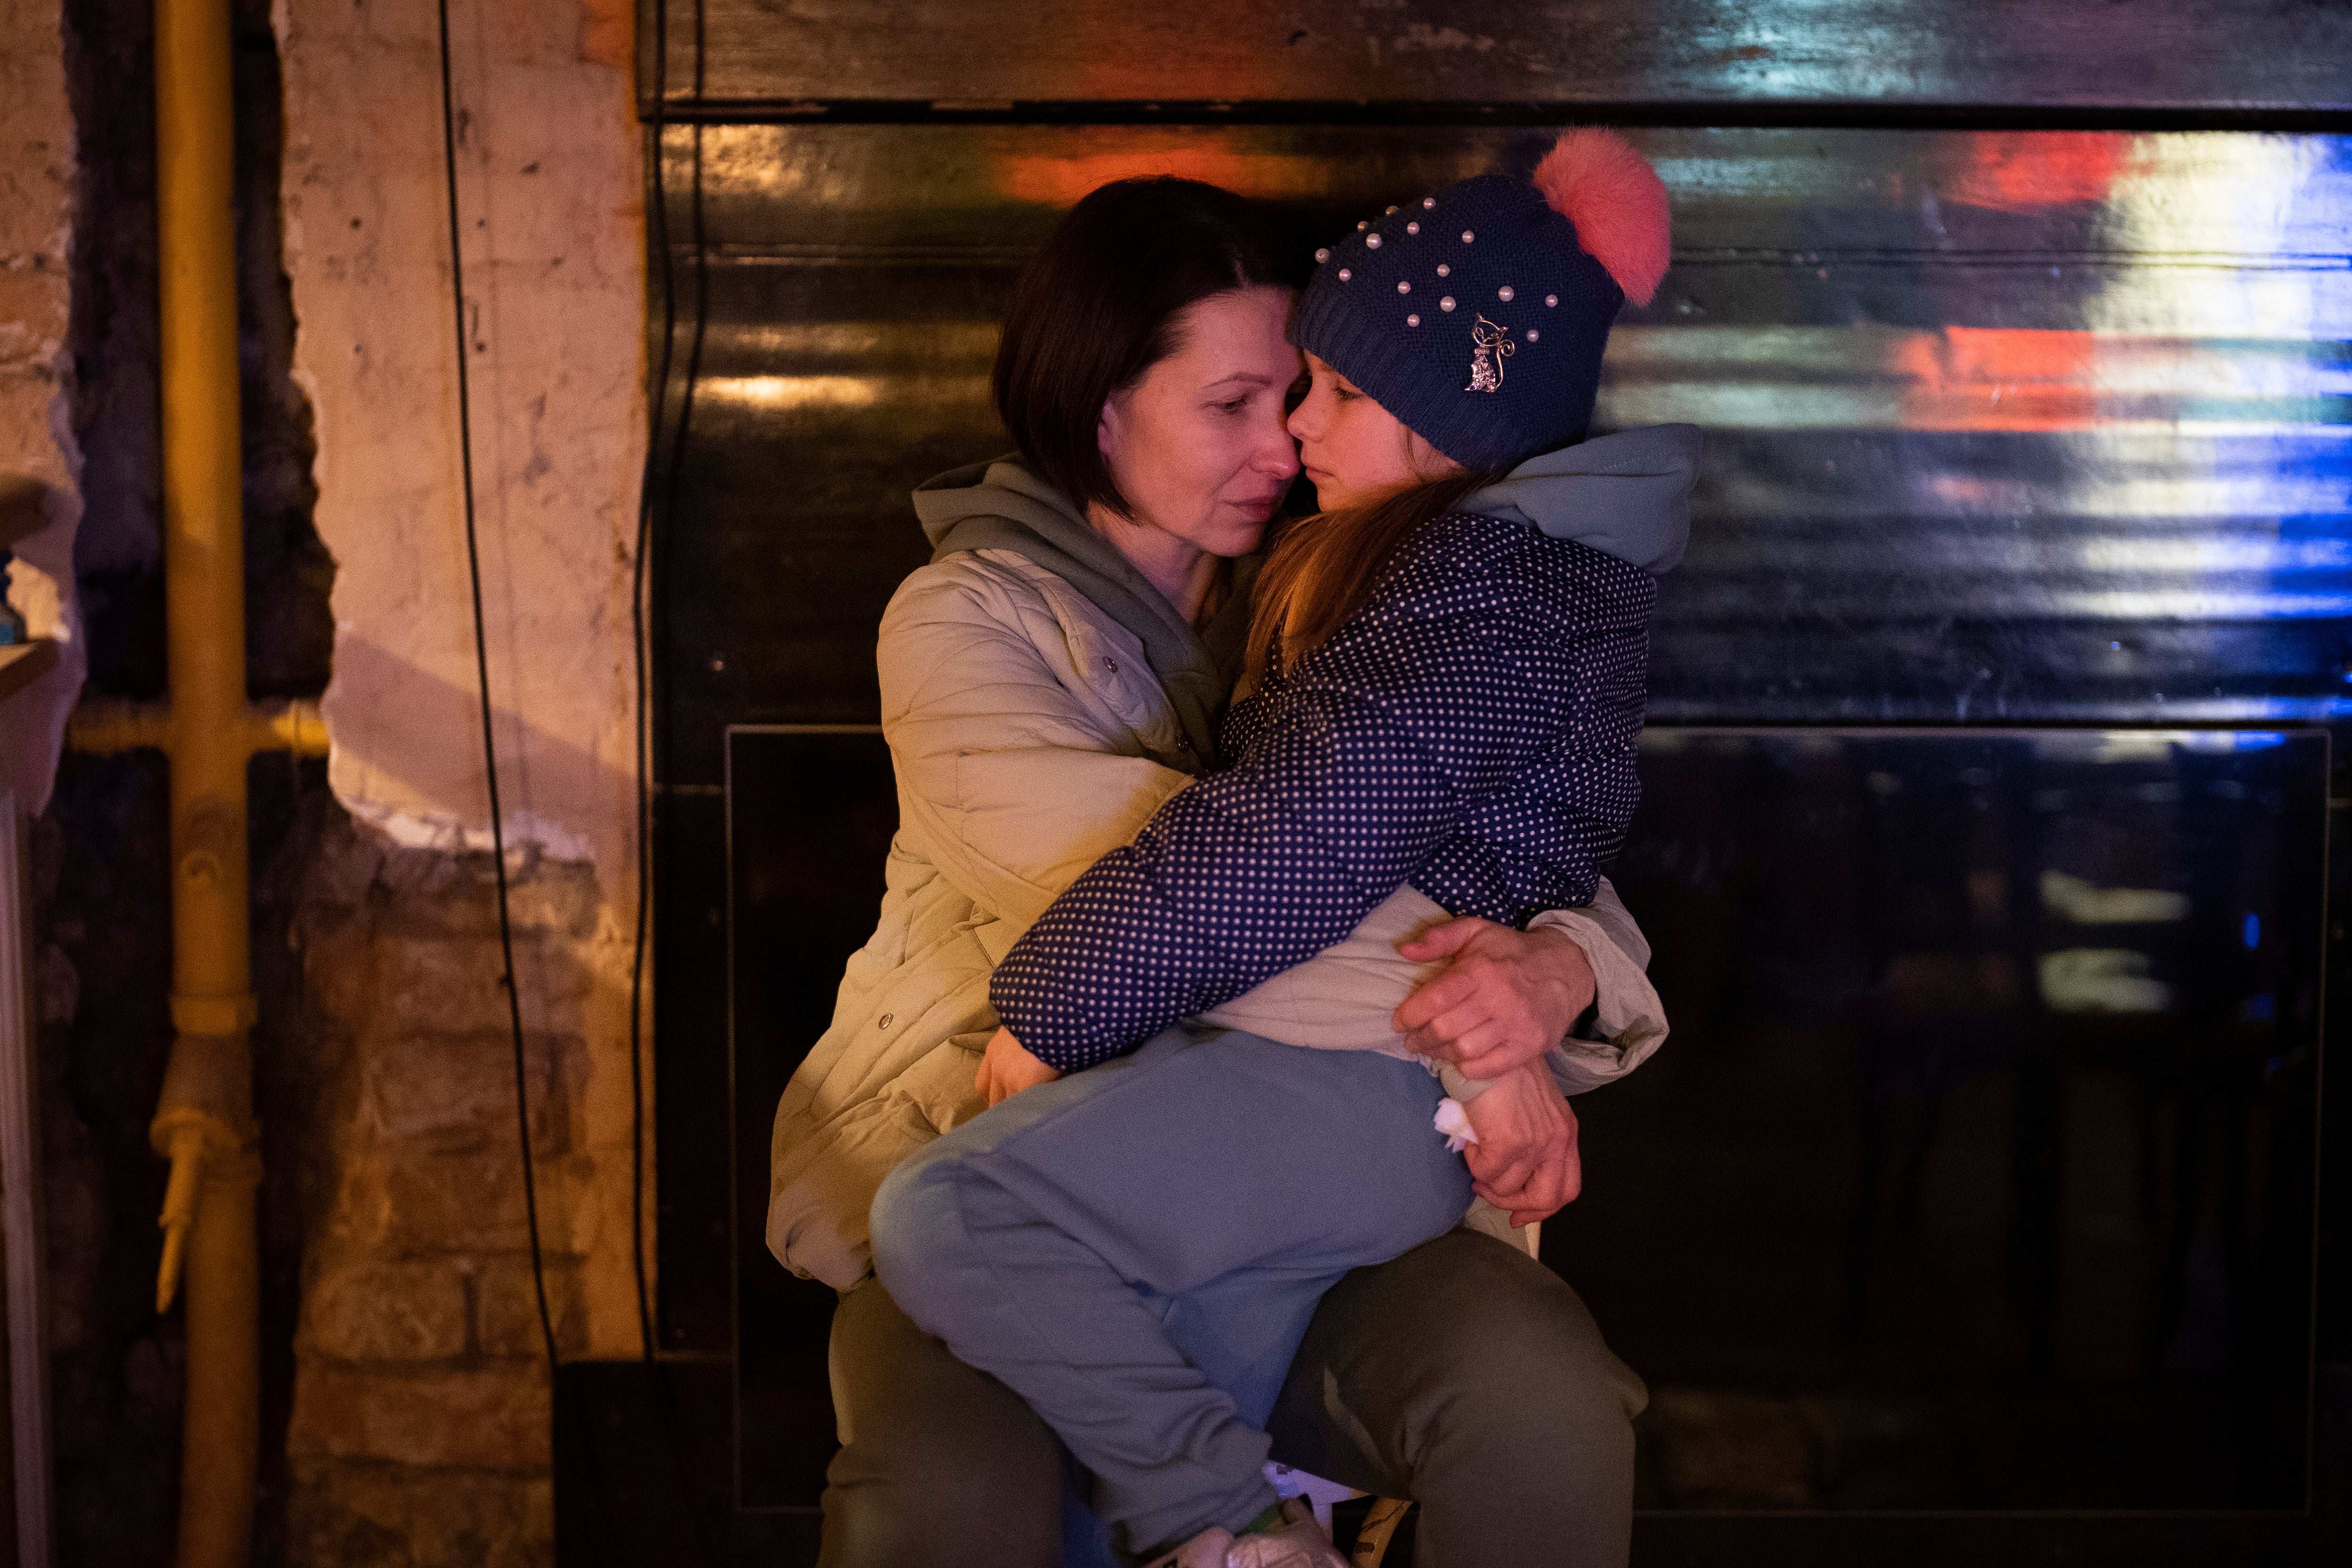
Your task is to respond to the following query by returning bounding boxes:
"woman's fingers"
[1428,1018,1518,1075]
[1401,1004,1501,1061]
[1473,1170,1544,1214]
[1411,999,1549,1078]
[1391,960,1484,1034]
[1478,1145,1580,1223]
[1394,921,1584,1080]
[1461,1064,1582,1222]
[1468,1140,1538,1199]
[1393,915,1492,965]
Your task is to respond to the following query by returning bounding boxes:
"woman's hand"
[1393,917,1596,1080]
[975,1026,1063,1106]
[1460,1064,1583,1227]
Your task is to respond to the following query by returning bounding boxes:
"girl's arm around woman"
[992,516,1655,1072]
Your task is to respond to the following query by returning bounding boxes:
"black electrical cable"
[634,4,715,1366]
[625,0,683,1368]
[630,0,714,1377]
[435,0,559,1373]
[627,8,728,1561]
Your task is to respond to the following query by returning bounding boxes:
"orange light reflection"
[995,147,1271,207]
[1946,131,2129,212]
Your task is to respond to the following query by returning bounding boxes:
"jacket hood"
[1461,423,1700,574]
[915,453,1100,556]
[913,455,1252,765]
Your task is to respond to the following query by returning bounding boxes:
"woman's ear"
[1097,394,1122,460]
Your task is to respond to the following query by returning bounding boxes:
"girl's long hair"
[1247,468,1501,680]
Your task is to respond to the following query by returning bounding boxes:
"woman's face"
[1287,351,1461,510]
[1096,286,1303,556]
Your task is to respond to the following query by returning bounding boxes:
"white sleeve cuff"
[1523,906,1670,1094]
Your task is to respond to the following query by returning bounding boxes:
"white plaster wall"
[0,0,86,819]
[277,0,647,1355]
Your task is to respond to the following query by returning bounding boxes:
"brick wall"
[265,0,647,1555]
[0,0,85,812]
[277,805,605,1566]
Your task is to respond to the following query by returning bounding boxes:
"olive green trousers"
[814,1227,1645,1568]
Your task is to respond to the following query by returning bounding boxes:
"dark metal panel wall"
[715,723,2328,1528]
[640,1,2352,117]
[631,6,2352,1557]
[654,122,2352,767]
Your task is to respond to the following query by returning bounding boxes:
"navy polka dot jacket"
[989,508,1657,1074]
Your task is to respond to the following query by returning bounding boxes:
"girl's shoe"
[1222,1499,1351,1568]
[1138,1527,1236,1568]
[1140,1500,1348,1568]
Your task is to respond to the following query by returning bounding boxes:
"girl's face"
[1287,351,1462,510]
[1095,286,1303,557]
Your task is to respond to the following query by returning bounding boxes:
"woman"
[771,172,1676,1567]
[869,133,1693,1568]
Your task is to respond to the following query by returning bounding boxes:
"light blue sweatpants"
[869,1023,1474,1560]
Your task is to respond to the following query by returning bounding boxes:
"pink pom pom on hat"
[1532,128,1672,307]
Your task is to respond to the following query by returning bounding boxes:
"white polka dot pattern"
[990,514,1657,1072]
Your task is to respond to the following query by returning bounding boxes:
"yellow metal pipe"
[252,698,330,757]
[66,697,330,759]
[153,0,260,1564]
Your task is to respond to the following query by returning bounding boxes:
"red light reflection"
[1946,131,2128,212]
[1895,327,2099,430]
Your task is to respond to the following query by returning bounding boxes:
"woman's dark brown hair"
[1246,468,1502,680]
[993,176,1296,519]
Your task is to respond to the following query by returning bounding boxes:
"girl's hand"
[975,1026,1062,1106]
[1460,1064,1582,1227]
[1393,917,1596,1080]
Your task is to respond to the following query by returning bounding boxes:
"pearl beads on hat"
[1296,168,1621,470]
[1314,248,1329,263]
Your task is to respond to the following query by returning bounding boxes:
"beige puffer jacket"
[766,543,1668,1289]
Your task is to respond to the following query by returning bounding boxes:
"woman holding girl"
[772,135,1687,1568]
[865,133,1692,1567]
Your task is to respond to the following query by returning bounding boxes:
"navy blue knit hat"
[1292,130,1670,470]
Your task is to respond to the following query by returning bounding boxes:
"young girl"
[871,132,1690,1568]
